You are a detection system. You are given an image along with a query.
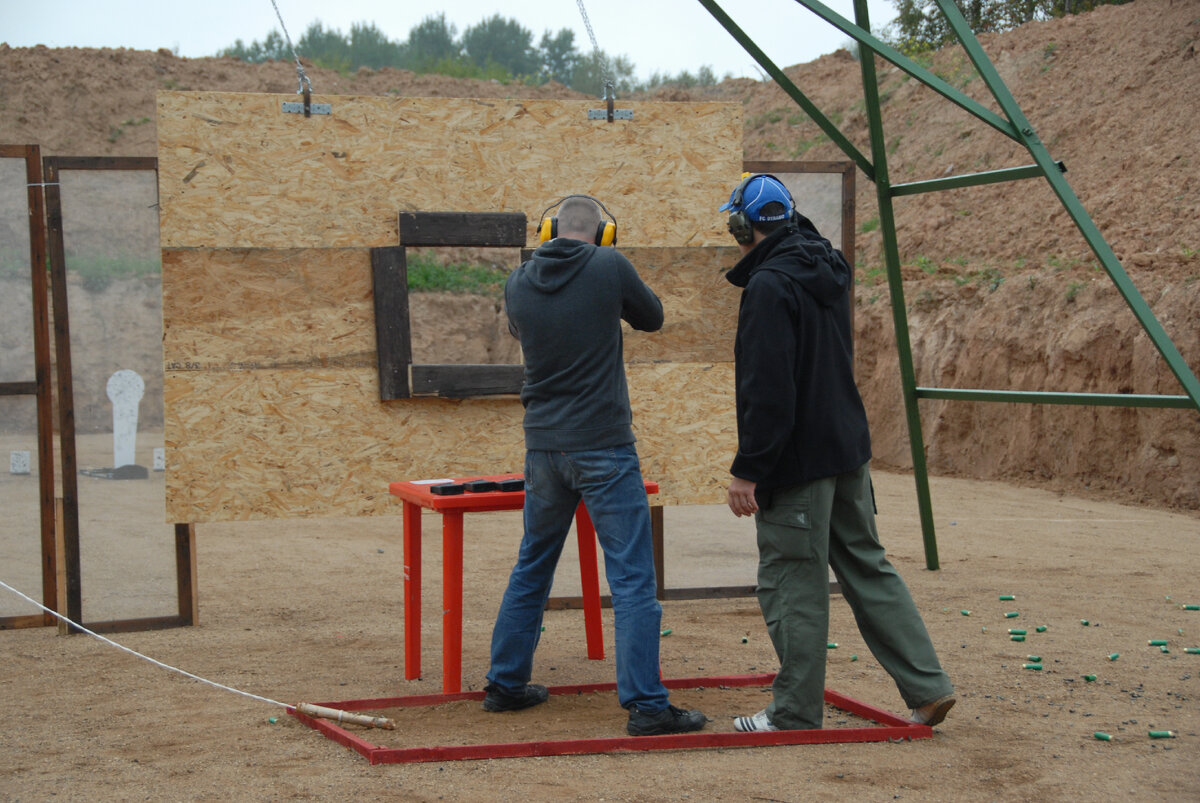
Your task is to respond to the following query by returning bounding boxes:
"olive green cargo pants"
[755,463,953,730]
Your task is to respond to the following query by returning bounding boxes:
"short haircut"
[557,196,602,240]
[753,201,791,235]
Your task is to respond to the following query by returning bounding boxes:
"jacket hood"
[520,237,597,293]
[724,215,850,307]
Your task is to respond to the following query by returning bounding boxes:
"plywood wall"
[159,92,748,521]
[157,92,742,249]
[162,245,742,520]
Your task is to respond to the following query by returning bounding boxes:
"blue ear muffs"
[723,173,797,244]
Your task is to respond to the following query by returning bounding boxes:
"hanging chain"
[575,0,614,100]
[269,0,314,94]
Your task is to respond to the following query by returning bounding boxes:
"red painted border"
[290,674,931,764]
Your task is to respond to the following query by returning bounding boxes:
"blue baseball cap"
[719,174,794,222]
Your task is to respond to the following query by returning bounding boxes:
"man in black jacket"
[484,194,706,737]
[719,174,955,732]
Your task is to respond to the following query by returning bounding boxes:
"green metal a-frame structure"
[698,0,1200,569]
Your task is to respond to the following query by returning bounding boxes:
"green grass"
[406,251,508,297]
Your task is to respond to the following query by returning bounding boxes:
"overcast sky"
[2,0,898,82]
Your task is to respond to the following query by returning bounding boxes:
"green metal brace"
[696,0,1200,569]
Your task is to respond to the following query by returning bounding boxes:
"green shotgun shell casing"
[1023,663,1042,670]
[999,595,1015,601]
[1183,605,1200,611]
[741,636,748,643]
[1008,628,1027,635]
[1148,639,1168,646]
[1185,647,1200,654]
[850,654,858,661]
[827,642,838,649]
[1036,626,1048,632]
[1027,655,1042,662]
[1108,652,1120,661]
[1004,612,1020,618]
[961,610,971,616]
[660,628,672,636]
[1011,635,1026,642]
[1160,646,1170,654]
[1148,730,1176,739]
[1083,674,1097,681]
[1081,619,1090,626]
[1093,731,1113,741]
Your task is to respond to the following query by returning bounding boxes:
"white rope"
[0,578,289,710]
[575,0,613,98]
[268,0,314,94]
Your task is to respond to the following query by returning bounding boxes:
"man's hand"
[727,476,758,517]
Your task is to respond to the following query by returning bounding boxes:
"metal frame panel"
[40,155,196,634]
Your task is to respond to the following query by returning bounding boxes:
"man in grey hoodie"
[483,195,707,737]
[718,174,955,733]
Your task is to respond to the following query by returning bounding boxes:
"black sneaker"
[481,683,549,712]
[626,704,708,736]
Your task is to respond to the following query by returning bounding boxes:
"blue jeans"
[486,444,669,712]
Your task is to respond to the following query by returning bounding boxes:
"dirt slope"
[1,0,1197,509]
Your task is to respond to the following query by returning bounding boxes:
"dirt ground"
[2,2,1199,799]
[2,444,1199,800]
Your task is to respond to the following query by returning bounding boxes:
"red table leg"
[442,510,465,693]
[574,505,605,660]
[402,501,422,681]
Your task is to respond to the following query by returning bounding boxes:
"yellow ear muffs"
[596,220,616,246]
[536,195,618,246]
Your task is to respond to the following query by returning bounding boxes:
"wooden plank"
[156,93,743,249]
[370,246,411,400]
[398,212,526,247]
[42,157,82,632]
[410,364,524,397]
[174,524,198,626]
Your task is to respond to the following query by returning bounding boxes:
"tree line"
[885,0,1131,54]
[217,3,1131,93]
[218,12,723,96]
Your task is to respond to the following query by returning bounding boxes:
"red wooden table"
[388,472,659,694]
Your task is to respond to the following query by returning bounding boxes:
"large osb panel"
[162,246,742,520]
[162,248,377,370]
[626,246,742,364]
[156,92,742,250]
[164,363,734,521]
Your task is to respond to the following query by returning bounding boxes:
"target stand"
[291,673,932,764]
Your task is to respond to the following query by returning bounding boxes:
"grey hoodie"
[504,237,663,451]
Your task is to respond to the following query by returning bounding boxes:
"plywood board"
[162,246,741,519]
[163,362,735,521]
[156,93,743,250]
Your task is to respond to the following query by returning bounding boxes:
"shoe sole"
[917,696,956,727]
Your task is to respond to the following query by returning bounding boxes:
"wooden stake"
[295,702,395,730]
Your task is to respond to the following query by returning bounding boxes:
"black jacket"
[726,218,871,493]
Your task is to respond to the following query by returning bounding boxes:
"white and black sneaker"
[734,708,779,732]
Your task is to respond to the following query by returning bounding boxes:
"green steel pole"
[695,0,873,178]
[933,0,1200,414]
[853,0,941,569]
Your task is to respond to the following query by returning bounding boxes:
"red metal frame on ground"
[290,673,931,764]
